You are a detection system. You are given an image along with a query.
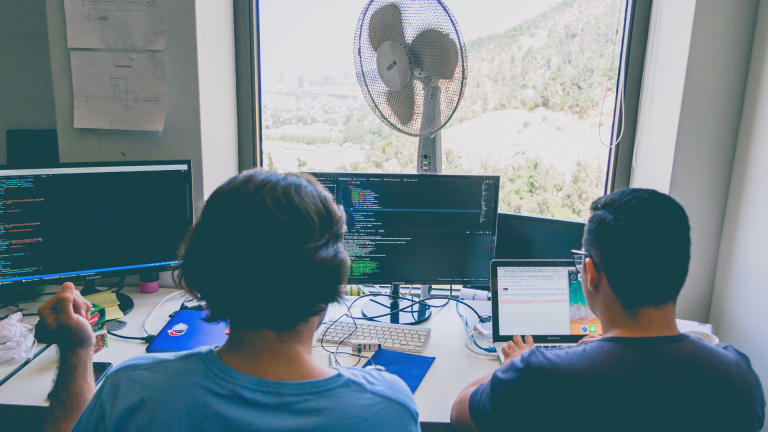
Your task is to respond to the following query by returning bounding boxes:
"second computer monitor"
[312,173,500,286]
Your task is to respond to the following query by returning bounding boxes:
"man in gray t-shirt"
[40,171,420,432]
[451,188,764,431]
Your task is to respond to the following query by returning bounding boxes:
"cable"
[598,0,629,148]
[143,290,187,337]
[342,293,489,322]
[465,332,497,357]
[455,299,496,355]
[321,290,492,365]
[107,331,154,343]
[320,296,368,367]
[110,276,127,292]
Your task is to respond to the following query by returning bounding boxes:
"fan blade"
[368,3,407,51]
[409,29,459,80]
[387,81,415,126]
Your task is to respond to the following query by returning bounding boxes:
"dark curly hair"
[175,169,350,332]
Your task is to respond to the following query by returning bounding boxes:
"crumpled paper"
[0,312,37,362]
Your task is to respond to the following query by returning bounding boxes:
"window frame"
[606,0,652,193]
[236,0,653,193]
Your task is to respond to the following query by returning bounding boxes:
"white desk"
[0,287,498,425]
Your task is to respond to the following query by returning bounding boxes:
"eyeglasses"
[571,249,601,274]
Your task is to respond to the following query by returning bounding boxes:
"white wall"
[45,0,206,205]
[630,0,759,322]
[0,0,57,164]
[668,0,759,322]
[709,0,768,399]
[196,0,240,199]
[44,0,240,287]
[630,0,696,193]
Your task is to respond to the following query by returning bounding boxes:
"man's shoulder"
[334,367,418,417]
[106,346,212,382]
[509,335,762,384]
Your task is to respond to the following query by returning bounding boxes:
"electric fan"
[354,0,468,173]
[353,0,468,324]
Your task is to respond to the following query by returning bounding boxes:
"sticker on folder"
[168,323,188,336]
[362,349,435,393]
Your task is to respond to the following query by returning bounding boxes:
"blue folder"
[146,310,229,353]
[362,349,435,393]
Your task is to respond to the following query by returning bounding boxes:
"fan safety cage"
[354,0,468,137]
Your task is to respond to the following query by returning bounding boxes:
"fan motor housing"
[376,41,411,91]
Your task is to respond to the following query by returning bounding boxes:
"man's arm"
[451,373,492,432]
[39,283,97,432]
[450,335,534,431]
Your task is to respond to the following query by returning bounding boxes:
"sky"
[259,0,562,81]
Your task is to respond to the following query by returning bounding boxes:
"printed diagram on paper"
[71,52,166,131]
[64,0,165,49]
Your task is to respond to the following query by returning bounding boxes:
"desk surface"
[0,287,498,424]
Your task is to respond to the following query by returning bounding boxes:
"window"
[257,0,628,222]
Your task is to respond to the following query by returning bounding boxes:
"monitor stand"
[80,280,134,318]
[360,284,431,325]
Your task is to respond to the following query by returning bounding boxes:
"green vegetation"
[261,0,622,222]
[449,0,624,126]
[332,0,620,221]
[444,150,605,221]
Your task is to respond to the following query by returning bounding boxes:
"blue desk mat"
[362,349,435,393]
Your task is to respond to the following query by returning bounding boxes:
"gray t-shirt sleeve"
[468,379,493,430]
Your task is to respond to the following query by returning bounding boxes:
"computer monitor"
[495,213,585,260]
[0,161,193,312]
[311,172,500,324]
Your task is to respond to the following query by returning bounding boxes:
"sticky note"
[84,292,120,308]
[105,305,124,320]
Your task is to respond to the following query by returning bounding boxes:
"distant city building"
[297,76,304,89]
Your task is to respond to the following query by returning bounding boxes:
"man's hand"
[501,335,534,364]
[577,334,603,345]
[38,282,95,352]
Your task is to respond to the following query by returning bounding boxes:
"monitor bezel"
[491,259,591,344]
[308,171,501,285]
[0,160,193,290]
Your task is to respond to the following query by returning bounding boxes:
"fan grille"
[354,0,468,137]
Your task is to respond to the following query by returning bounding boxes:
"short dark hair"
[583,188,690,311]
[176,170,350,331]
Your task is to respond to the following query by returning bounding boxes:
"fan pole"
[416,130,442,301]
[417,131,442,173]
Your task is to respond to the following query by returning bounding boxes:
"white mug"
[685,330,720,345]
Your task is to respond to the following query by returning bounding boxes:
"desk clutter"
[83,292,124,321]
[0,313,36,362]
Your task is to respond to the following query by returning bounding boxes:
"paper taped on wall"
[63,0,166,50]
[70,51,166,131]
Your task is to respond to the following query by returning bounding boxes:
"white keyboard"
[317,319,431,353]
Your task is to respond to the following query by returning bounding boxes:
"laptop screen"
[496,266,602,336]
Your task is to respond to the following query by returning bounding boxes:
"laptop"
[146,310,229,353]
[491,260,602,364]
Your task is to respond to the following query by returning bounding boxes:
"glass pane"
[258,0,625,221]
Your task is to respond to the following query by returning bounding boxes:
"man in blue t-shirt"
[451,188,765,431]
[39,171,420,432]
